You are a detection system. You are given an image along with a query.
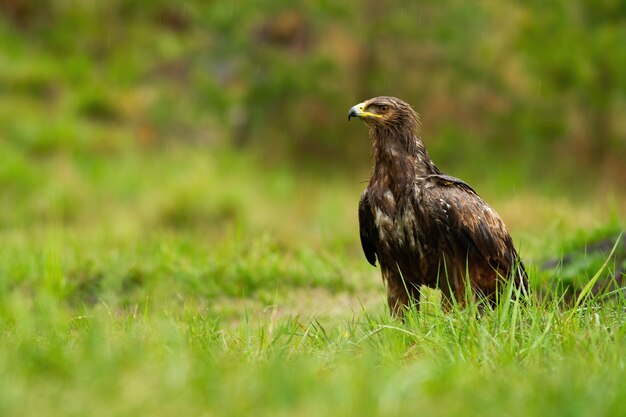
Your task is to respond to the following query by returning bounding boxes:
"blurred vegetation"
[0,0,624,310]
[0,0,623,299]
[0,0,624,180]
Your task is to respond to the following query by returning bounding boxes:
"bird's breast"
[373,192,420,254]
[373,189,396,245]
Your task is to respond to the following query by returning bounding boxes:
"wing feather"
[358,191,378,266]
[421,176,523,276]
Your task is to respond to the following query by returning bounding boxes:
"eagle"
[349,96,527,317]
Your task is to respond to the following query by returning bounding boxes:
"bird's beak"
[348,102,365,121]
[348,101,383,121]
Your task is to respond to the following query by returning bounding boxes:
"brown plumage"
[349,96,527,317]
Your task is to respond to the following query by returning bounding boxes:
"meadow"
[1,2,626,415]
[1,142,625,416]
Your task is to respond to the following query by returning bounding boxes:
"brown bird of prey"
[349,96,527,317]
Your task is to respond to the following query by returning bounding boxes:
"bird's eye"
[379,105,388,112]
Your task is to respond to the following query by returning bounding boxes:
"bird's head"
[348,96,420,133]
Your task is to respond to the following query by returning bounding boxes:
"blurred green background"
[2,0,625,170]
[0,0,625,315]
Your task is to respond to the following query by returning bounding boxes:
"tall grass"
[2,253,626,416]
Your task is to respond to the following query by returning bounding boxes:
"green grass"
[0,142,625,416]
[3,280,626,416]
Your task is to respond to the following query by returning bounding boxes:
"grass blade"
[573,232,623,310]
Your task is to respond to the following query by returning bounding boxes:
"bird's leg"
[438,286,456,312]
[384,267,417,319]
[439,267,475,311]
[387,282,410,319]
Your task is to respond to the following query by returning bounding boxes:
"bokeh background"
[1,0,625,316]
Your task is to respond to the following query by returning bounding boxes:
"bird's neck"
[371,129,440,181]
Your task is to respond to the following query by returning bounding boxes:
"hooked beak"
[348,101,383,121]
[348,103,364,121]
